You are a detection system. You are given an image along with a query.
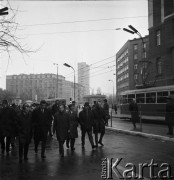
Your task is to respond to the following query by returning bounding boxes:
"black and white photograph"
[0,0,174,179]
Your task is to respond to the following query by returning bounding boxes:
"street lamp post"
[108,79,114,127]
[108,80,114,105]
[0,7,8,16]
[53,63,58,98]
[63,63,75,101]
[123,25,151,87]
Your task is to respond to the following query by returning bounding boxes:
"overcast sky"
[1,0,148,95]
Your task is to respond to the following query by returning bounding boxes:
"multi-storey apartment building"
[116,36,149,100]
[6,73,84,104]
[148,0,174,86]
[78,62,90,95]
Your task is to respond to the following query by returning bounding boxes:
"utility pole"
[53,63,58,98]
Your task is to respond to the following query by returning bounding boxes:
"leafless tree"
[0,1,33,57]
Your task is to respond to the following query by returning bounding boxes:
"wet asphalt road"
[0,129,174,180]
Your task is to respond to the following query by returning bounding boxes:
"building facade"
[148,0,174,86]
[116,36,149,101]
[78,62,90,95]
[6,73,84,104]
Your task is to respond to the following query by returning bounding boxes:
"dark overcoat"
[79,109,94,132]
[32,107,52,141]
[53,110,70,141]
[92,106,106,134]
[129,102,139,123]
[17,111,32,144]
[68,110,78,138]
[165,99,174,124]
[0,106,17,137]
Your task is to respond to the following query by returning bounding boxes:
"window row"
[121,90,174,104]
[133,51,147,60]
[133,43,147,51]
[117,57,129,69]
[117,65,129,75]
[117,49,129,62]
[118,73,129,82]
[117,82,129,89]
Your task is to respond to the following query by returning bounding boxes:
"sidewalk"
[106,110,174,143]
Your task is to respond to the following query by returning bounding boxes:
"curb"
[106,126,174,143]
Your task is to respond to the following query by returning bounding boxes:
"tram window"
[122,95,128,104]
[170,91,174,95]
[157,91,168,103]
[136,93,145,103]
[128,94,135,103]
[146,92,156,103]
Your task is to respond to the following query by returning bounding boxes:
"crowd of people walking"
[0,98,109,163]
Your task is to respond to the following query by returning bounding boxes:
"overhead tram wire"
[78,65,116,80]
[21,15,147,27]
[65,59,115,79]
[63,55,116,78]
[82,68,116,80]
[27,28,120,36]
[64,59,116,80]
[65,62,116,82]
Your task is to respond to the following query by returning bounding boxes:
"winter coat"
[79,109,94,131]
[165,99,174,124]
[17,111,32,144]
[68,110,78,138]
[129,102,139,123]
[92,105,106,134]
[53,110,70,141]
[32,107,52,141]
[103,102,110,119]
[0,106,17,137]
[52,104,59,115]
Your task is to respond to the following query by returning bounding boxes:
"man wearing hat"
[92,100,106,147]
[0,100,17,155]
[79,102,96,149]
[103,99,109,126]
[32,100,52,158]
[165,95,174,135]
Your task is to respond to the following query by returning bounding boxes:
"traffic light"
[0,7,8,16]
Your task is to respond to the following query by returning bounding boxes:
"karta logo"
[101,158,173,179]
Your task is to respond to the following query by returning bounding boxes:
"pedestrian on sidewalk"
[17,103,32,163]
[32,100,52,159]
[66,104,78,151]
[103,99,109,126]
[129,98,139,129]
[52,100,60,115]
[53,104,70,157]
[79,102,96,150]
[0,100,17,156]
[114,104,117,114]
[165,95,174,135]
[92,100,106,147]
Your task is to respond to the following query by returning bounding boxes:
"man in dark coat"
[103,99,109,126]
[129,98,139,129]
[17,103,32,163]
[32,100,52,158]
[165,95,174,135]
[79,102,96,149]
[114,104,117,114]
[92,100,106,147]
[0,100,17,155]
[53,104,70,157]
[52,100,60,115]
[66,104,78,150]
